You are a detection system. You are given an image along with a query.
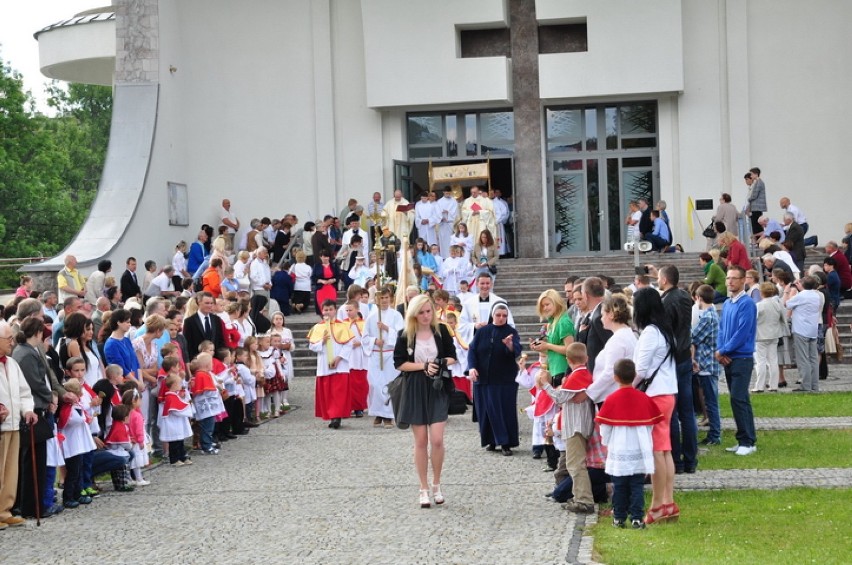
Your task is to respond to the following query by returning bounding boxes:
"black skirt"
[396,370,449,426]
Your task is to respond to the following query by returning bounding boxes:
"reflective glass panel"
[465,114,478,156]
[586,159,600,251]
[446,115,458,157]
[585,108,597,151]
[619,103,657,135]
[407,115,443,145]
[553,165,585,253]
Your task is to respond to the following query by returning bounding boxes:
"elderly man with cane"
[0,320,38,529]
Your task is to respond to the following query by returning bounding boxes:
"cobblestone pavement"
[3,368,850,564]
[3,385,589,564]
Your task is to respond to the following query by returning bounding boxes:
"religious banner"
[429,160,490,192]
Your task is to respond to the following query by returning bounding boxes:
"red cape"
[595,387,663,426]
[105,421,131,445]
[562,366,592,391]
[191,371,217,395]
[162,391,191,416]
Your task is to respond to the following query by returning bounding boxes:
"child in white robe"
[595,359,663,528]
[308,300,355,429]
[364,287,405,428]
[160,374,195,466]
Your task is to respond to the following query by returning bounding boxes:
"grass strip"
[696,429,852,470]
[717,391,852,418]
[593,487,849,565]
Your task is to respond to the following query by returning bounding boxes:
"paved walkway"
[4,369,851,564]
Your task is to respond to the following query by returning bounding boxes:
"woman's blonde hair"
[536,289,566,320]
[718,231,737,245]
[404,294,438,348]
[145,314,167,334]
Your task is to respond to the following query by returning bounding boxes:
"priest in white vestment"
[461,186,497,244]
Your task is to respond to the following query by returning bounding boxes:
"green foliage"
[0,57,111,287]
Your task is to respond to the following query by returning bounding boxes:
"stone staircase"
[284,252,852,378]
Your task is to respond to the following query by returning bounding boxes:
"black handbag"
[636,354,670,393]
[385,373,410,430]
[702,225,717,239]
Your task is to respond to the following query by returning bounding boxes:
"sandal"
[419,489,431,508]
[664,502,680,521]
[644,505,668,525]
[432,484,444,505]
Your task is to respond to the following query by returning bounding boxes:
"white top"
[600,424,656,476]
[587,326,637,403]
[773,249,800,275]
[785,289,821,338]
[783,203,807,224]
[289,263,313,292]
[60,403,97,459]
[146,271,173,296]
[249,258,271,291]
[221,206,238,234]
[173,251,188,276]
[233,258,250,280]
[365,307,404,352]
[633,325,678,397]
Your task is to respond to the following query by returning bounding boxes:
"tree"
[0,56,112,287]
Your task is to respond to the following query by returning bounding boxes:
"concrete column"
[114,0,159,84]
[509,0,544,258]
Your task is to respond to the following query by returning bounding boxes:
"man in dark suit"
[183,291,225,359]
[782,213,806,272]
[575,277,613,374]
[658,265,699,474]
[119,257,141,301]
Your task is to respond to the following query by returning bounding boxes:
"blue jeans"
[669,359,698,471]
[43,466,57,510]
[199,416,216,451]
[80,450,94,489]
[696,373,721,442]
[552,468,610,503]
[612,474,646,522]
[724,357,757,447]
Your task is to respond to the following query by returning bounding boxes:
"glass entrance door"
[546,102,659,255]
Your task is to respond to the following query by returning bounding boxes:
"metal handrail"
[0,255,46,268]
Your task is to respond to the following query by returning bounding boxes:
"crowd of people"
[1,186,850,530]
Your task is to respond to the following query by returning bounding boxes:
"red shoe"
[644,505,668,525]
[664,502,680,521]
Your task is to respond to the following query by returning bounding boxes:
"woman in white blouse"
[631,288,679,525]
[581,294,638,406]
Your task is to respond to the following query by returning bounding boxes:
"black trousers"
[17,436,47,517]
[168,440,187,464]
[224,396,245,434]
[63,454,82,504]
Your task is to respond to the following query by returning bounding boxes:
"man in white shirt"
[784,276,821,392]
[144,266,178,299]
[779,196,817,247]
[460,272,514,329]
[250,247,272,298]
[342,215,370,252]
[220,199,240,248]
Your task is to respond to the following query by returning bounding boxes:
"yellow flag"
[686,197,695,239]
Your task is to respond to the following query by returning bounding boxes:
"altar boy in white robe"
[436,186,460,258]
[364,286,405,428]
[415,192,439,247]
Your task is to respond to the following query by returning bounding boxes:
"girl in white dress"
[450,223,474,264]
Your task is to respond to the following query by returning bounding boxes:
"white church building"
[29,0,852,271]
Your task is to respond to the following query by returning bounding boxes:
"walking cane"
[29,421,41,526]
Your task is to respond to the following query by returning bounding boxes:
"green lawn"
[593,488,849,565]
[717,391,852,418]
[697,429,852,470]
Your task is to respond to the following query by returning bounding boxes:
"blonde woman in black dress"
[393,294,457,508]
